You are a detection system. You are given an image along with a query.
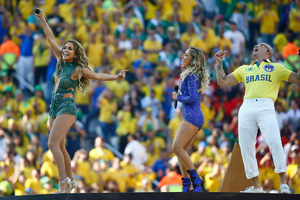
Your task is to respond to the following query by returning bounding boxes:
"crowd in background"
[0,0,300,196]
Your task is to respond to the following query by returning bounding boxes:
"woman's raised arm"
[35,8,61,59]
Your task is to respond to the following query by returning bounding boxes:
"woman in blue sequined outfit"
[172,47,210,192]
[36,9,128,193]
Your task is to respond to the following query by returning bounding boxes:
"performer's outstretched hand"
[117,69,129,80]
[215,50,226,62]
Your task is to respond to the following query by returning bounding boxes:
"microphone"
[174,85,179,109]
[35,8,40,14]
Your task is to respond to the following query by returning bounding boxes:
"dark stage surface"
[1,192,299,200]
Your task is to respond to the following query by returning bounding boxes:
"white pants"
[17,56,34,89]
[238,98,287,179]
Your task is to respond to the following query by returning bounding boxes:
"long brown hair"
[180,46,210,91]
[57,39,93,93]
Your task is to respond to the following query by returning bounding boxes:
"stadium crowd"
[0,0,299,195]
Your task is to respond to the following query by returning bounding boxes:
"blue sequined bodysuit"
[49,62,78,119]
[177,74,204,130]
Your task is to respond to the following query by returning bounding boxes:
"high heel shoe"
[55,177,71,194]
[181,178,191,192]
[70,180,78,193]
[187,169,203,192]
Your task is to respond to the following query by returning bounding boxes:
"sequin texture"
[49,62,78,119]
[177,74,204,130]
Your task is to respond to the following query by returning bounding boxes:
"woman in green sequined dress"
[35,9,128,193]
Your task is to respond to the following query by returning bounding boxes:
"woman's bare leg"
[172,121,199,175]
[60,139,73,180]
[177,132,198,177]
[48,114,75,181]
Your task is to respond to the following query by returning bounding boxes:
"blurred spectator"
[288,0,300,35]
[141,90,162,118]
[98,90,117,145]
[89,137,114,164]
[120,154,138,192]
[286,99,300,131]
[158,162,182,192]
[15,25,34,89]
[106,157,128,192]
[32,35,50,86]
[224,21,245,57]
[246,0,263,49]
[152,149,170,181]
[275,102,288,130]
[256,0,279,47]
[0,34,20,78]
[66,121,86,159]
[124,134,147,168]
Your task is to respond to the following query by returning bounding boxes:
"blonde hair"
[57,39,93,93]
[180,46,210,91]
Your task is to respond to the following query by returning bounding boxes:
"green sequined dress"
[49,62,78,119]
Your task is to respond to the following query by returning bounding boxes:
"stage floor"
[2,192,299,200]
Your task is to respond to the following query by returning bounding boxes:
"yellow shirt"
[98,98,117,123]
[39,188,57,194]
[189,38,209,53]
[145,153,157,166]
[190,146,214,164]
[77,160,91,181]
[125,49,143,65]
[33,44,50,67]
[201,102,215,129]
[273,33,287,53]
[120,161,138,188]
[116,111,137,136]
[75,24,89,47]
[40,160,59,180]
[157,0,173,15]
[87,42,104,67]
[44,0,56,16]
[18,0,34,20]
[162,10,186,22]
[204,173,222,192]
[218,37,231,50]
[106,80,129,99]
[177,0,196,23]
[75,89,90,106]
[5,97,18,112]
[89,147,114,162]
[257,9,279,34]
[180,33,197,44]
[286,163,300,188]
[258,166,280,190]
[106,168,129,192]
[289,8,300,33]
[135,171,156,190]
[232,60,292,101]
[24,178,42,192]
[28,97,46,114]
[58,2,75,24]
[143,137,166,158]
[141,83,165,101]
[85,170,99,186]
[143,39,163,64]
[145,0,158,20]
[14,182,25,196]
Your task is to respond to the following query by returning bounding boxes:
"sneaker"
[279,184,291,194]
[240,186,264,193]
